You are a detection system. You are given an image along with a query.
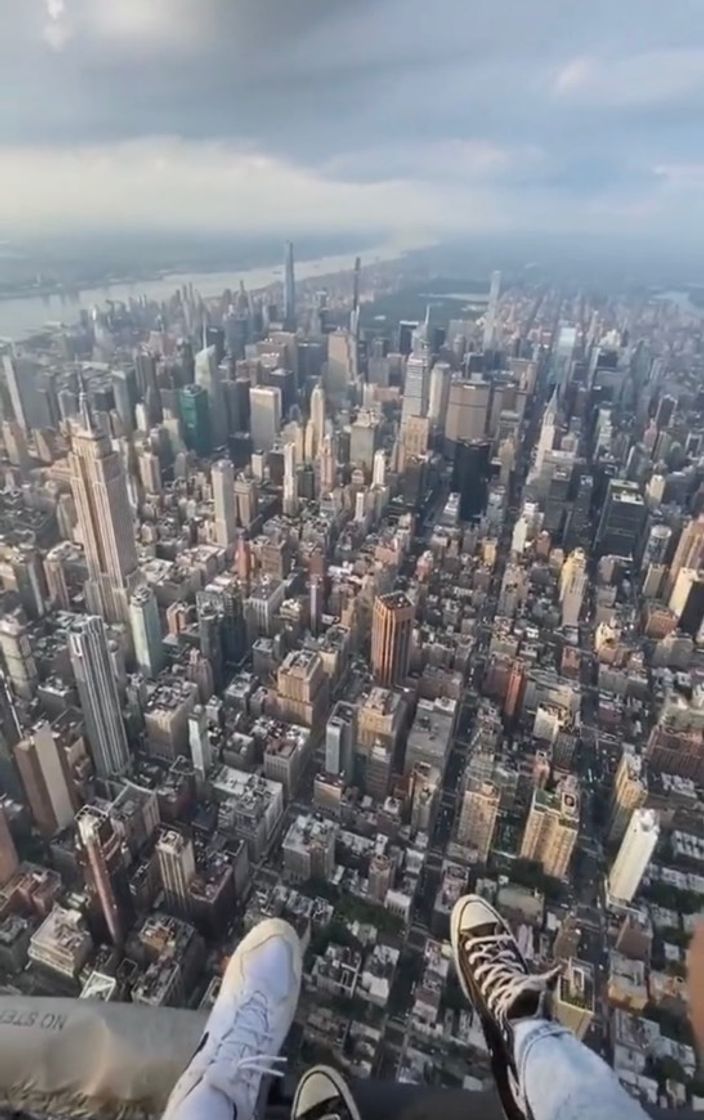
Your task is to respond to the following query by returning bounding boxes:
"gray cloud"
[0,0,702,242]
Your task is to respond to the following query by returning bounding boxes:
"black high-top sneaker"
[292,1066,361,1120]
[451,895,562,1120]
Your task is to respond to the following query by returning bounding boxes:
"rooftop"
[377,591,413,611]
[212,764,283,804]
[558,960,595,1011]
[283,813,337,852]
[156,828,192,856]
[279,649,320,675]
[363,687,403,716]
[30,905,91,955]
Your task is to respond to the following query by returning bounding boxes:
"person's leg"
[513,1018,647,1120]
[451,895,648,1120]
[162,918,302,1120]
[292,1065,361,1120]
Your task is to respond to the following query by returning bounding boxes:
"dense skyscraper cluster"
[0,246,700,1108]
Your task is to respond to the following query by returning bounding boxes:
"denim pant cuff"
[513,1019,572,1086]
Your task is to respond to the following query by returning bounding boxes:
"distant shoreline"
[0,239,429,340]
[0,237,431,305]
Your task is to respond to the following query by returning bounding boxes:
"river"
[655,289,704,316]
[0,240,416,340]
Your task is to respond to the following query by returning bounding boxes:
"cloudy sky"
[1,0,703,244]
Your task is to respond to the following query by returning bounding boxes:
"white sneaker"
[164,918,303,1120]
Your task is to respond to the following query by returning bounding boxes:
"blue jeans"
[515,1020,648,1120]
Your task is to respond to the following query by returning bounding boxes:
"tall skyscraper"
[303,419,315,463]
[204,326,226,363]
[234,475,258,528]
[350,410,379,470]
[135,350,159,399]
[368,339,390,387]
[534,390,558,473]
[0,543,46,620]
[0,803,18,887]
[325,330,357,406]
[283,441,298,515]
[138,449,162,495]
[667,516,704,596]
[0,612,38,700]
[457,779,500,861]
[428,362,451,426]
[609,750,647,843]
[520,780,580,880]
[452,441,491,520]
[187,649,214,704]
[156,827,196,916]
[195,345,228,448]
[111,367,137,434]
[76,805,134,946]
[198,602,224,691]
[309,574,323,636]
[553,325,577,387]
[188,707,212,779]
[371,592,414,687]
[2,419,29,470]
[69,396,140,624]
[129,586,164,679]
[319,434,336,495]
[356,688,405,798]
[444,378,490,453]
[483,269,501,351]
[640,523,672,572]
[608,809,659,904]
[3,353,29,432]
[354,490,368,523]
[398,320,418,356]
[595,479,646,559]
[14,722,75,837]
[276,650,329,729]
[560,549,587,628]
[0,670,22,800]
[504,660,527,720]
[3,353,52,433]
[180,384,212,456]
[250,386,281,452]
[69,616,129,778]
[284,241,296,330]
[325,701,357,776]
[367,853,392,902]
[372,449,386,488]
[669,568,704,636]
[211,459,237,547]
[402,353,430,423]
[310,383,326,455]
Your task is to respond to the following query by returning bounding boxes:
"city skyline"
[0,246,702,1109]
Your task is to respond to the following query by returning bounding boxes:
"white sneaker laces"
[205,990,287,1103]
[464,932,561,1022]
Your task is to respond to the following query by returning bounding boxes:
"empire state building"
[69,394,140,623]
